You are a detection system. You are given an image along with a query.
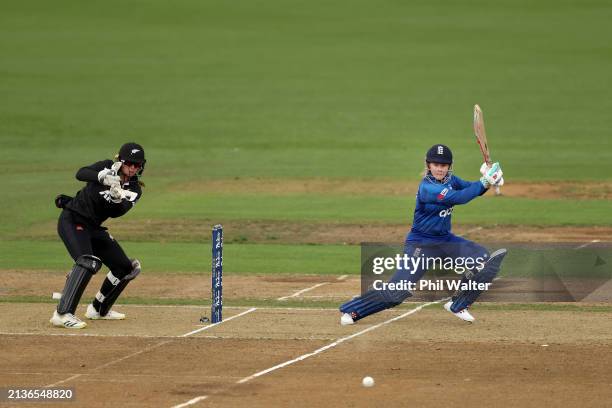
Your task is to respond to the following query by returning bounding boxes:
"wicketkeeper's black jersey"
[65,159,142,227]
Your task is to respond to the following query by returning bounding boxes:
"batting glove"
[484,162,503,185]
[480,162,505,187]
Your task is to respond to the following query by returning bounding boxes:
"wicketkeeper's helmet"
[118,142,146,176]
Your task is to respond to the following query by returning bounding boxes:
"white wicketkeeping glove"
[109,184,123,203]
[98,168,121,186]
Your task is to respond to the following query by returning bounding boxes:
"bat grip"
[478,143,491,166]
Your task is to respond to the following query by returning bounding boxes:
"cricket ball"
[362,376,374,387]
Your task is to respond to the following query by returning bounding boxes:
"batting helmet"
[425,144,452,164]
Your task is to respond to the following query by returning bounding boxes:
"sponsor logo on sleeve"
[437,188,448,201]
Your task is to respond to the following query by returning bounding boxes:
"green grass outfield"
[2,192,611,238]
[1,1,610,282]
[0,241,359,275]
[2,0,611,182]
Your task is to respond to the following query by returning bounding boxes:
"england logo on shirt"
[437,188,448,201]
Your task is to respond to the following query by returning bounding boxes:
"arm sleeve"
[419,181,485,206]
[75,160,113,183]
[452,175,489,196]
[451,175,473,190]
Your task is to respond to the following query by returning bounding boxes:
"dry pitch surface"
[2,288,612,407]
[2,221,611,407]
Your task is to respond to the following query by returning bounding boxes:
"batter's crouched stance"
[339,144,506,325]
[50,143,146,329]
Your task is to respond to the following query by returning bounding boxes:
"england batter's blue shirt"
[410,173,486,238]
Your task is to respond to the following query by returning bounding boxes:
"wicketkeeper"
[340,144,505,324]
[50,143,146,329]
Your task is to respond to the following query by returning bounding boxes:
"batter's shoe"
[85,304,125,320]
[340,312,356,325]
[50,310,87,329]
[444,301,475,323]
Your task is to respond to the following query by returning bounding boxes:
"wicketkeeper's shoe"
[50,310,87,329]
[85,304,125,320]
[444,301,475,323]
[340,312,356,326]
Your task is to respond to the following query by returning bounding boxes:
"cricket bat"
[473,104,501,195]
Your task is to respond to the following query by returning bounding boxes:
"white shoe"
[444,301,475,323]
[50,311,87,329]
[85,304,125,320]
[340,313,355,325]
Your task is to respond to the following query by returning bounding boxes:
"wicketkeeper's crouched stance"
[339,144,506,324]
[50,143,146,329]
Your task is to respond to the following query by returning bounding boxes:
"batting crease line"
[276,274,351,301]
[277,283,329,301]
[0,331,181,339]
[171,395,208,408]
[236,299,446,385]
[181,308,256,337]
[46,374,81,387]
[44,308,257,389]
[101,304,337,311]
[3,372,241,381]
[114,305,341,311]
[300,295,351,299]
[574,240,600,250]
